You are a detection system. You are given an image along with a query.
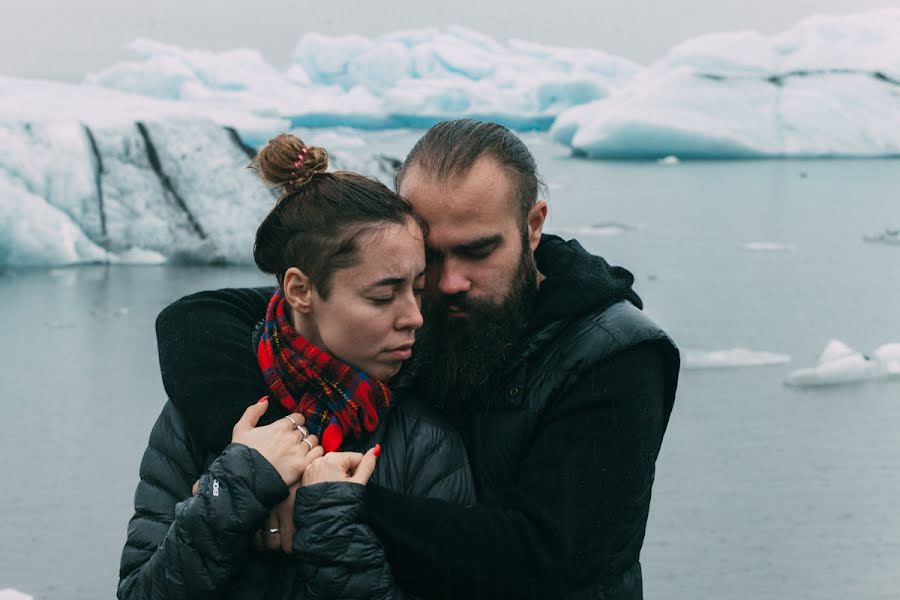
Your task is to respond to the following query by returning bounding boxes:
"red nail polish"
[258,396,269,403]
[373,443,381,457]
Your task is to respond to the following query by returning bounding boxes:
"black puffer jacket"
[118,393,475,598]
[152,236,680,600]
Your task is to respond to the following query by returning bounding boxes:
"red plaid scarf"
[257,290,391,453]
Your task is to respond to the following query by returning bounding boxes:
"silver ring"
[264,528,280,535]
[301,438,315,451]
[284,415,299,428]
[296,425,309,438]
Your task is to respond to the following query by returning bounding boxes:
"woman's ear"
[283,267,314,314]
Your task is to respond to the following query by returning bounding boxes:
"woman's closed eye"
[370,287,424,305]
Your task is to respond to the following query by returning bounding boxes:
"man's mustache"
[428,293,469,312]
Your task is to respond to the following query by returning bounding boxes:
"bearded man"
[154,120,679,599]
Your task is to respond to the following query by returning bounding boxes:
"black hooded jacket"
[151,235,679,599]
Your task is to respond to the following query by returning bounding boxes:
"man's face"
[398,155,524,315]
[398,154,545,411]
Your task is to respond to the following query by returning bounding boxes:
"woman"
[118,134,475,599]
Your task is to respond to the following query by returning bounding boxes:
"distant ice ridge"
[784,340,900,387]
[552,9,900,158]
[0,83,401,267]
[86,28,640,132]
[683,348,791,370]
[0,590,33,600]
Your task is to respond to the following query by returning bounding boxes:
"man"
[156,120,679,599]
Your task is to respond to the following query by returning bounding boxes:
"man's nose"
[436,260,471,297]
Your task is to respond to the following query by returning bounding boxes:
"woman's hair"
[252,134,422,298]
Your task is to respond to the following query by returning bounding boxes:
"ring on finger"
[264,528,280,535]
[284,415,299,428]
[296,425,309,438]
[301,438,315,451]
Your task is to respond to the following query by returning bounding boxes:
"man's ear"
[283,267,314,314]
[527,199,548,253]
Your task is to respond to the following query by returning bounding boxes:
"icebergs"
[0,91,401,267]
[784,339,900,387]
[552,9,900,158]
[87,27,640,133]
[0,590,33,600]
[683,348,791,370]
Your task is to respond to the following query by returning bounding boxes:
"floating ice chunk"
[657,155,680,165]
[784,340,879,387]
[872,343,900,378]
[552,9,900,158]
[548,222,638,237]
[0,590,33,600]
[862,229,900,246]
[683,348,791,369]
[741,242,796,252]
[85,28,640,132]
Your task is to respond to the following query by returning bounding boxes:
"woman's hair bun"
[252,133,329,191]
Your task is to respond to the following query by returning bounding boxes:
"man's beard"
[408,245,539,414]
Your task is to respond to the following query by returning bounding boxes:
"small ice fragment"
[862,229,900,246]
[0,590,35,600]
[657,155,680,165]
[873,343,900,378]
[683,348,791,369]
[740,242,796,252]
[784,339,878,387]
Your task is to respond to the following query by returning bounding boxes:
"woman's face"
[304,219,426,382]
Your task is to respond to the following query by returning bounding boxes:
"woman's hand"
[231,397,323,487]
[301,445,380,487]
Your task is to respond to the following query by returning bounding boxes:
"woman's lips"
[386,345,413,360]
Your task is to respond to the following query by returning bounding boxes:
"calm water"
[1,138,899,599]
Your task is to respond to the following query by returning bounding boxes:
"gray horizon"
[2,0,896,83]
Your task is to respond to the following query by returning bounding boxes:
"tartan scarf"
[257,290,391,453]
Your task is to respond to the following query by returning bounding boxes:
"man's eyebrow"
[366,270,427,289]
[452,235,503,253]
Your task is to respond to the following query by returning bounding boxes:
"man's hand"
[253,482,300,553]
[301,445,380,487]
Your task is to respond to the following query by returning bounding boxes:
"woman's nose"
[397,291,424,331]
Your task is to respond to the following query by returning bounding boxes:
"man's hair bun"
[252,133,329,192]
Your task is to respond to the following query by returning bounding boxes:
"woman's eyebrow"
[367,270,426,289]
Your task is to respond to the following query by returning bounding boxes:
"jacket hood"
[530,234,643,331]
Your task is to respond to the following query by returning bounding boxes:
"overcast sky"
[2,0,897,81]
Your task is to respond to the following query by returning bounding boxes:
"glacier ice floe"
[86,27,640,133]
[784,339,900,387]
[0,83,402,267]
[551,9,900,158]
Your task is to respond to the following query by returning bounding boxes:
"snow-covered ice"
[0,590,33,600]
[0,82,403,267]
[86,28,640,133]
[683,348,792,370]
[551,9,900,158]
[784,339,900,387]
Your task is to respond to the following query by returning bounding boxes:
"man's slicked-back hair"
[396,119,545,228]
